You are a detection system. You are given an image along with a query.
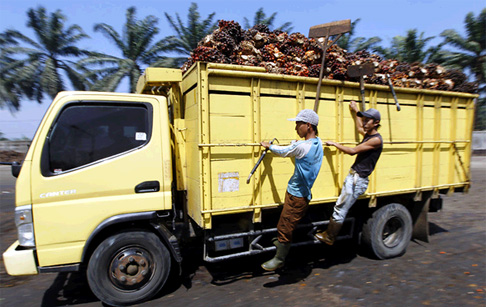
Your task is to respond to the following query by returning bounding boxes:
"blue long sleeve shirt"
[269,137,323,200]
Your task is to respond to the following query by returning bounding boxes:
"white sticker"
[135,132,147,141]
[218,172,239,193]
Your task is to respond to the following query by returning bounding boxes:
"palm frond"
[1,6,90,103]
[243,8,293,32]
[94,23,125,52]
[40,57,63,97]
[90,67,128,92]
[2,29,42,50]
[58,61,89,90]
[163,3,217,55]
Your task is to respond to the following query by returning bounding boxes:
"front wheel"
[87,230,171,306]
[361,203,412,259]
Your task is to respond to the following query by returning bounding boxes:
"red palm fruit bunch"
[180,20,478,93]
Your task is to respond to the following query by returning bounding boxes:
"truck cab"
[3,91,177,305]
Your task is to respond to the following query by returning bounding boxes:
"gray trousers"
[332,171,369,223]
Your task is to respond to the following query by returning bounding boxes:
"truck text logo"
[39,189,77,198]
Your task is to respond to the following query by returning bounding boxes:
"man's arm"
[326,137,381,156]
[349,101,365,136]
[260,141,308,158]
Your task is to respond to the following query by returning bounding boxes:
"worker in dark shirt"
[315,101,383,245]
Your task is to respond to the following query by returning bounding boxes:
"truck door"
[29,93,172,267]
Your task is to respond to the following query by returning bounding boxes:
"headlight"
[15,205,35,247]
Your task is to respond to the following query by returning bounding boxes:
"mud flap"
[411,197,430,243]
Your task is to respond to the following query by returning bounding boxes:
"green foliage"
[439,9,485,95]
[475,97,486,130]
[243,8,293,32]
[2,4,485,133]
[161,2,218,67]
[0,7,90,108]
[437,9,485,130]
[1,32,22,110]
[374,29,440,63]
[79,7,174,92]
[336,19,381,52]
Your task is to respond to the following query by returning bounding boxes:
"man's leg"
[332,174,359,223]
[316,174,368,245]
[262,192,309,271]
[277,192,310,243]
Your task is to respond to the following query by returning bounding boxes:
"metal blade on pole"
[309,19,351,112]
[347,63,375,110]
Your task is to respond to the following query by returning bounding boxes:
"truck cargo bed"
[139,63,477,229]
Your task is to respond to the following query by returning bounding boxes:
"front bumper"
[3,240,38,275]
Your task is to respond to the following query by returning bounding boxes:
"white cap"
[288,109,319,126]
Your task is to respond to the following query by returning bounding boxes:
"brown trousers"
[277,192,310,243]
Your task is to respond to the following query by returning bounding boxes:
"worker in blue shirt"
[260,109,323,271]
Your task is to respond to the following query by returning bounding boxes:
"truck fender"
[82,211,182,265]
[150,222,183,263]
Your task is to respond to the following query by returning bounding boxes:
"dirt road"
[1,157,485,306]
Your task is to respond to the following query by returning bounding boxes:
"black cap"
[357,108,381,121]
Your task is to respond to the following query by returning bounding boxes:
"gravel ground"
[0,156,485,307]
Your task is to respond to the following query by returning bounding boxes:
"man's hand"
[349,100,359,113]
[260,141,271,149]
[325,141,337,147]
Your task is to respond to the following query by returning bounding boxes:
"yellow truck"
[3,62,477,305]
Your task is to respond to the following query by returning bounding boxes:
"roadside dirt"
[0,151,25,163]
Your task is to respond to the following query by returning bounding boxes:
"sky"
[0,0,484,139]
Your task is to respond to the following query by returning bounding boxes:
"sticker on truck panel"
[135,132,147,141]
[218,172,239,193]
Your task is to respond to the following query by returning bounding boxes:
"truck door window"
[43,104,149,175]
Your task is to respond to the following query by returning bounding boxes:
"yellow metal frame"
[161,63,478,229]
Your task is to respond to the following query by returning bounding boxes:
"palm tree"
[243,8,293,32]
[79,7,175,93]
[0,7,90,104]
[439,9,485,130]
[336,19,381,52]
[162,2,218,66]
[374,29,440,63]
[439,9,485,94]
[0,31,22,110]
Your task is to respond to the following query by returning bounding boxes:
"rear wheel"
[87,230,171,306]
[362,203,412,259]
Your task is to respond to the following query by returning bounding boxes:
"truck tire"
[361,203,412,260]
[87,230,171,306]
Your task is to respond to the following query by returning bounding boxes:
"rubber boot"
[315,218,343,246]
[261,240,291,271]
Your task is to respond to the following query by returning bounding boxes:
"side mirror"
[11,162,22,178]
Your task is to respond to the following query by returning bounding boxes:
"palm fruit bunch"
[181,20,478,93]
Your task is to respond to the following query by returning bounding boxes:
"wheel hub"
[382,217,404,248]
[109,247,154,290]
